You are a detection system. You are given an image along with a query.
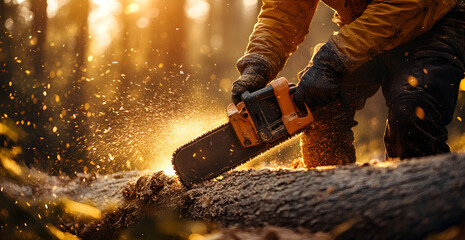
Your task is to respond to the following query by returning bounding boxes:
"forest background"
[1,0,465,176]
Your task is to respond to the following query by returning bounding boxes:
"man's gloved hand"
[231,61,270,105]
[294,42,348,111]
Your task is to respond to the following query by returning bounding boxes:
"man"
[231,0,465,168]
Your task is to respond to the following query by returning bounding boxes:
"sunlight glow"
[47,0,59,18]
[124,3,140,15]
[89,0,122,53]
[46,225,80,240]
[63,198,102,219]
[185,0,210,22]
[243,0,258,9]
[315,165,336,170]
[242,0,258,15]
[149,109,227,176]
[136,17,150,29]
[46,0,71,18]
[17,1,33,25]
[1,157,22,176]
[375,161,397,168]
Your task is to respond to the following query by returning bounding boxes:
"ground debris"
[79,171,187,239]
[123,171,177,203]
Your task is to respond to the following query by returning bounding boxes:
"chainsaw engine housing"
[227,77,313,148]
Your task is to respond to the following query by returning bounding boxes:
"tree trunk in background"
[30,0,47,79]
[63,0,90,174]
[0,1,13,114]
[162,0,186,77]
[0,2,16,152]
[29,0,51,169]
[149,0,186,90]
[118,0,133,100]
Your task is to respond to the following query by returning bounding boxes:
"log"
[81,153,465,239]
[184,153,465,239]
[4,153,465,239]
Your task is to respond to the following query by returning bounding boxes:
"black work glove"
[231,61,270,105]
[294,42,348,111]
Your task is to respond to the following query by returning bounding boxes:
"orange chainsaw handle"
[270,77,313,135]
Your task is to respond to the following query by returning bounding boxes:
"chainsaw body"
[228,77,313,148]
[172,77,313,187]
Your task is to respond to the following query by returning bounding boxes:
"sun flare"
[149,108,228,176]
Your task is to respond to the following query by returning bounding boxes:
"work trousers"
[301,4,465,167]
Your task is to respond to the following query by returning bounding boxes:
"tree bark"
[76,153,465,239]
[184,153,465,239]
[3,153,465,239]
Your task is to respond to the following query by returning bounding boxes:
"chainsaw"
[172,77,320,187]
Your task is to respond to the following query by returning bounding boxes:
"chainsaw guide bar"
[172,123,287,188]
[172,77,314,188]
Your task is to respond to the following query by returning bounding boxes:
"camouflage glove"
[294,42,347,110]
[231,61,271,105]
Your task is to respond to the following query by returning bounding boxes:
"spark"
[415,106,425,120]
[1,157,22,176]
[46,225,80,240]
[375,161,397,168]
[407,75,418,87]
[62,198,102,219]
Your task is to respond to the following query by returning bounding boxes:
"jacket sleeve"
[330,0,457,71]
[238,0,319,80]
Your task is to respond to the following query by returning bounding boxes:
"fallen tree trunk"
[4,153,465,239]
[184,153,465,239]
[83,152,465,239]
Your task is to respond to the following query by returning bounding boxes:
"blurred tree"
[61,0,91,174]
[0,1,14,111]
[28,0,53,169]
[0,0,54,170]
[119,0,134,100]
[0,1,17,152]
[148,0,186,90]
[30,0,47,79]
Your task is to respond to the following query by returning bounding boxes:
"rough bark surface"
[3,153,465,239]
[205,226,332,240]
[184,153,465,239]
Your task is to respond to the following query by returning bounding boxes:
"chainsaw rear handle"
[227,77,314,148]
[269,78,314,135]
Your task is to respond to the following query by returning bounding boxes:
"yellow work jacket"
[241,0,457,77]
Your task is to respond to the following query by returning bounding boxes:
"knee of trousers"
[384,93,449,158]
[386,93,443,136]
